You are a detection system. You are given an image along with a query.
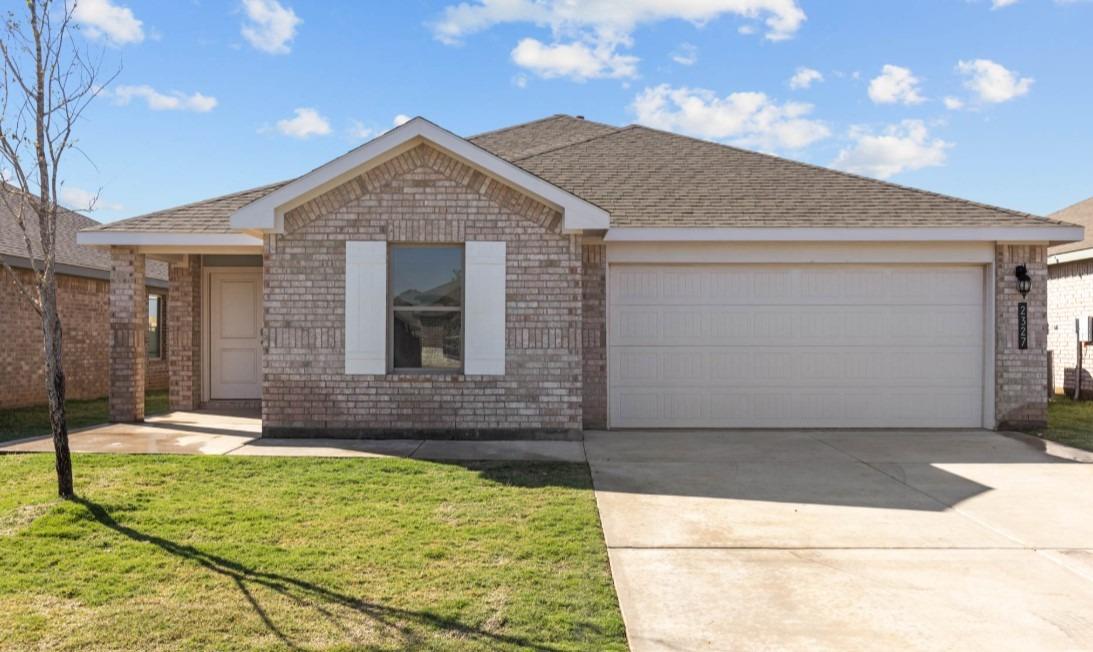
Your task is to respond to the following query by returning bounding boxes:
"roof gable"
[1048,197,1093,256]
[230,117,609,234]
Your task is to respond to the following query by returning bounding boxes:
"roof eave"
[604,226,1085,245]
[229,117,610,234]
[76,230,263,249]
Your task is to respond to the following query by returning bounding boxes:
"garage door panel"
[612,346,982,387]
[609,264,985,429]
[612,306,982,347]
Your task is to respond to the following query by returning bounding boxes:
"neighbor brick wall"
[0,266,167,408]
[1047,259,1093,398]
[262,143,583,436]
[995,244,1048,429]
[168,255,202,410]
[109,247,146,422]
[581,242,607,429]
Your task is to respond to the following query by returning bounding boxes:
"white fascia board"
[77,231,263,247]
[1048,247,1093,265]
[604,226,1084,243]
[229,117,610,233]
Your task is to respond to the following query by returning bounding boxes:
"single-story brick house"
[78,115,1082,435]
[1,188,169,408]
[1046,196,1093,397]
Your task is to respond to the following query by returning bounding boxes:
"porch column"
[168,255,201,410]
[109,246,146,422]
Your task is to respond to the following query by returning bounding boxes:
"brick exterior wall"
[0,266,166,409]
[109,247,146,422]
[995,244,1049,429]
[261,143,583,437]
[1047,259,1093,398]
[168,255,202,410]
[581,242,607,429]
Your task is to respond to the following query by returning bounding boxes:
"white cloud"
[832,120,951,179]
[632,84,830,151]
[275,107,330,138]
[70,0,144,45]
[432,1,804,80]
[432,0,806,44]
[943,96,965,110]
[393,114,412,127]
[956,58,1033,103]
[348,120,374,141]
[868,65,925,105]
[992,0,1019,8]
[788,66,822,90]
[511,37,637,80]
[671,42,698,66]
[241,0,301,54]
[60,185,123,212]
[513,73,529,88]
[113,85,218,112]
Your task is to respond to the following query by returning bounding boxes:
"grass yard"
[0,454,626,651]
[1038,396,1093,452]
[0,390,169,443]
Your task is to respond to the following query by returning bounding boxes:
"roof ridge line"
[511,125,632,163]
[88,179,291,231]
[467,114,574,141]
[624,124,1068,227]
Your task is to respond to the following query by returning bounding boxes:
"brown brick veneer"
[995,244,1048,428]
[168,255,202,410]
[581,242,607,429]
[261,143,583,437]
[109,247,146,422]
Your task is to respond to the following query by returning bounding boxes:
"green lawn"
[0,454,625,651]
[0,390,169,443]
[1038,397,1093,452]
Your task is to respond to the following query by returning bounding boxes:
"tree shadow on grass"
[72,496,563,652]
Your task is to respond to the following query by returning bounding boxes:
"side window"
[389,246,463,372]
[147,293,165,359]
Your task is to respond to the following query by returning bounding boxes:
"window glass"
[391,247,463,307]
[390,246,463,371]
[147,294,163,359]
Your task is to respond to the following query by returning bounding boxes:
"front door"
[209,268,262,400]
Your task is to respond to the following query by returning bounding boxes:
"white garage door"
[609,264,985,428]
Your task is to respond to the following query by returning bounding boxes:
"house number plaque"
[1018,302,1028,350]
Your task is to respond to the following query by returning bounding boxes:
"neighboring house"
[0,188,169,408]
[78,115,1082,434]
[1047,196,1093,397]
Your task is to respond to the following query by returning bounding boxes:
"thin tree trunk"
[39,274,72,498]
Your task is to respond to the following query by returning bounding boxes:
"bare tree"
[0,0,114,498]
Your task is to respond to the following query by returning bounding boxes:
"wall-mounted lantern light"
[1015,265,1032,298]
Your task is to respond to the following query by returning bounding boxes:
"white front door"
[209,268,262,400]
[608,264,986,429]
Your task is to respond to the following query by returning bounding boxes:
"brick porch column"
[109,247,146,422]
[168,255,200,411]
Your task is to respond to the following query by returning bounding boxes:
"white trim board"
[1049,247,1093,265]
[229,117,610,234]
[604,226,1082,244]
[607,241,995,264]
[77,231,263,248]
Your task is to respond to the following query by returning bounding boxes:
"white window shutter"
[345,241,387,375]
[464,241,506,375]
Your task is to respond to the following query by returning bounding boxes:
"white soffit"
[77,231,263,247]
[230,117,610,233]
[604,226,1084,244]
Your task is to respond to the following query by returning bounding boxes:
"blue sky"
[50,0,1093,222]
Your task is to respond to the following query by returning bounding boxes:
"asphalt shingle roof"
[84,114,1067,235]
[1,186,166,279]
[1048,197,1093,254]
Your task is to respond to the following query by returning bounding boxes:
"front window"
[389,245,463,372]
[147,293,165,360]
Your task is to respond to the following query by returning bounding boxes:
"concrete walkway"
[0,410,585,462]
[586,429,1093,652]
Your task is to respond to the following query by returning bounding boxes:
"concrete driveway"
[587,429,1093,652]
